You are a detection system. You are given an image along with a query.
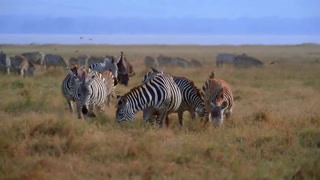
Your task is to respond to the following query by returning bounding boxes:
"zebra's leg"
[76,102,83,119]
[156,112,167,128]
[203,112,210,125]
[178,111,184,126]
[165,115,170,128]
[68,100,74,113]
[6,67,10,75]
[189,110,196,120]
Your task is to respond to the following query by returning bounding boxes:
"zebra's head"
[210,101,228,127]
[74,70,96,115]
[116,95,134,123]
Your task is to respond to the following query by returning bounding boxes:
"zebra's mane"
[209,70,215,79]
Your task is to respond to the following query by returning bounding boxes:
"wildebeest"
[0,51,10,74]
[10,55,35,77]
[144,56,159,69]
[116,51,135,86]
[44,54,68,70]
[69,54,90,68]
[233,54,263,68]
[216,53,237,67]
[21,51,45,67]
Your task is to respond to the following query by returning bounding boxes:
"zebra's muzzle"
[82,106,89,114]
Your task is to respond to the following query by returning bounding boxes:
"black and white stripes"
[116,72,182,127]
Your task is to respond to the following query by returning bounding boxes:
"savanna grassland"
[0,44,320,179]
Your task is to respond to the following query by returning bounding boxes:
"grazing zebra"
[142,68,205,126]
[0,51,10,74]
[44,54,68,70]
[201,71,233,127]
[71,69,112,119]
[216,53,237,67]
[10,55,35,77]
[69,54,91,68]
[22,51,45,67]
[61,66,81,113]
[116,72,182,128]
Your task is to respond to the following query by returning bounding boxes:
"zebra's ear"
[221,101,228,109]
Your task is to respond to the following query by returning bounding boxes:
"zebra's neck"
[124,85,152,113]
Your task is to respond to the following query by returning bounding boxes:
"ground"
[0,44,319,179]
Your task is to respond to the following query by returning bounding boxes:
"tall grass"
[0,44,319,179]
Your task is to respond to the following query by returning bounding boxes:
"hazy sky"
[2,0,320,19]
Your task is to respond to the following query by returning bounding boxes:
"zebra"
[201,71,233,127]
[44,54,68,70]
[116,72,182,128]
[10,55,35,77]
[88,57,119,86]
[21,51,45,68]
[144,56,159,69]
[0,51,10,74]
[216,53,237,67]
[61,66,81,113]
[142,68,205,126]
[71,69,113,119]
[69,54,90,68]
[233,54,263,68]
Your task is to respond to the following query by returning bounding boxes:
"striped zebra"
[22,51,45,67]
[44,54,68,70]
[116,72,182,128]
[142,68,205,126]
[10,55,35,77]
[201,71,233,127]
[88,57,119,85]
[71,69,113,119]
[61,66,81,113]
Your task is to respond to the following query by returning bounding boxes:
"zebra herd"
[62,58,234,127]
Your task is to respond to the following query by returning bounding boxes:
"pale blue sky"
[2,0,320,19]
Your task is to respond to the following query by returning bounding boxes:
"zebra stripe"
[89,57,119,85]
[142,69,205,126]
[61,66,80,113]
[116,73,182,127]
[201,71,233,127]
[73,70,112,119]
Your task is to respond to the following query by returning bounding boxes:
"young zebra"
[89,57,119,86]
[61,66,81,113]
[142,68,205,126]
[71,69,114,119]
[201,71,233,127]
[116,73,182,128]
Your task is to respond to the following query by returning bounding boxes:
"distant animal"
[44,54,68,70]
[0,51,10,74]
[233,54,263,68]
[142,68,205,126]
[201,71,233,127]
[71,69,113,119]
[190,59,202,67]
[116,72,182,128]
[216,53,237,67]
[157,55,191,68]
[69,54,90,68]
[21,51,45,68]
[10,55,35,77]
[144,56,159,69]
[270,60,278,65]
[75,50,80,53]
[116,51,135,86]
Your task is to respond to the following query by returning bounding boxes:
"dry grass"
[0,44,320,179]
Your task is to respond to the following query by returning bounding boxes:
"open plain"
[0,44,319,179]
